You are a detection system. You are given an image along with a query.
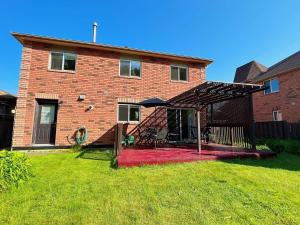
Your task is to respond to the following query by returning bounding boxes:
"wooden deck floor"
[117,144,276,168]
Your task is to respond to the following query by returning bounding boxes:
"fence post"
[248,95,256,151]
[230,127,233,146]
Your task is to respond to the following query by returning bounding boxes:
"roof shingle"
[12,32,213,65]
[234,61,267,83]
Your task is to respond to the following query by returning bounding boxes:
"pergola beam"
[169,81,265,108]
[198,92,247,105]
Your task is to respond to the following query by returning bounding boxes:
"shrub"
[256,138,268,146]
[284,140,300,155]
[256,144,271,151]
[0,150,32,191]
[71,144,82,152]
[265,139,284,153]
[264,139,300,155]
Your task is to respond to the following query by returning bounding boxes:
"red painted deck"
[117,145,276,168]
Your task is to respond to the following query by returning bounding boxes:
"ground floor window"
[272,110,282,121]
[118,104,140,123]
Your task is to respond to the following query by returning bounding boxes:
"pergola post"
[114,123,123,156]
[197,110,201,153]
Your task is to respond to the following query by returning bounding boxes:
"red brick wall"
[12,44,32,147]
[253,69,300,123]
[13,41,206,147]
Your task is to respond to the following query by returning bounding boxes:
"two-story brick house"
[11,32,212,149]
[234,51,300,123]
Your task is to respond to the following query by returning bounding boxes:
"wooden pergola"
[167,81,267,152]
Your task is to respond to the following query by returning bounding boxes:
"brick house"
[234,51,300,123]
[11,32,212,149]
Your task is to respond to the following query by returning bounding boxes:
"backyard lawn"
[0,150,299,225]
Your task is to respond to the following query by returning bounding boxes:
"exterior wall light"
[88,105,94,111]
[78,94,86,101]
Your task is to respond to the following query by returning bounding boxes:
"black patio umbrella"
[138,98,169,149]
[138,97,169,108]
[138,97,169,126]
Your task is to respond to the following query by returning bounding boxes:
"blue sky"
[1,0,300,94]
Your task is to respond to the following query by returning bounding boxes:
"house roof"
[234,61,268,83]
[0,90,8,95]
[0,90,16,99]
[253,50,300,82]
[12,32,213,65]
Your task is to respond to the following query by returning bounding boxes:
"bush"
[256,144,271,151]
[0,150,32,191]
[71,144,82,152]
[264,139,300,155]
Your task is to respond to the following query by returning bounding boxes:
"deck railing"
[209,125,252,150]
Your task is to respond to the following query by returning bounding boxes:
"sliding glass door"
[167,108,195,142]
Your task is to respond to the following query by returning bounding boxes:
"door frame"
[32,99,58,145]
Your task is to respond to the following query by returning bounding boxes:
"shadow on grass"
[76,148,118,169]
[222,153,300,172]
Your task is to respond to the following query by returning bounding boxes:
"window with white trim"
[171,65,188,81]
[264,78,279,94]
[272,110,282,121]
[118,104,140,123]
[120,59,141,77]
[49,51,76,71]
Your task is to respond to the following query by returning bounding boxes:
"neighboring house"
[11,32,212,149]
[234,61,268,83]
[234,51,300,123]
[0,90,16,148]
[0,90,16,115]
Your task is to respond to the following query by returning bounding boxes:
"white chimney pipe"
[92,22,98,43]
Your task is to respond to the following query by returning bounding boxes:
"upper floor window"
[118,104,140,123]
[264,78,279,94]
[171,65,188,81]
[120,59,141,78]
[50,51,76,72]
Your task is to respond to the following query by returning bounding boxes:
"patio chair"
[191,126,208,143]
[155,127,168,146]
[122,135,127,146]
[137,127,149,143]
[203,127,211,144]
[127,135,135,146]
[167,128,180,143]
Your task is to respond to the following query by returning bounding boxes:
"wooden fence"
[0,115,14,149]
[255,121,300,140]
[209,125,253,150]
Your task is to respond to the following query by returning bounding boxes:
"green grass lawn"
[0,150,299,225]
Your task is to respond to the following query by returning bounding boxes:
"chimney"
[92,22,98,43]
